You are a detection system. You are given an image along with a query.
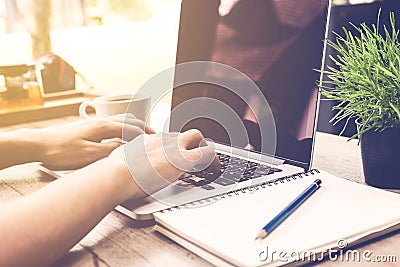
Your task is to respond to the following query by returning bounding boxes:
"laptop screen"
[170,0,329,168]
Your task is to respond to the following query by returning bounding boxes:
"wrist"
[101,156,140,203]
[0,128,45,168]
[29,128,53,166]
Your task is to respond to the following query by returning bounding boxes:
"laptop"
[118,0,331,220]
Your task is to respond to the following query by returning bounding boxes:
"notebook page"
[155,170,400,266]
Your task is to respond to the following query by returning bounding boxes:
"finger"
[95,141,123,158]
[123,125,145,141]
[101,137,124,144]
[134,120,156,134]
[109,116,156,134]
[179,129,205,149]
[126,119,155,134]
[184,146,221,181]
[107,116,138,125]
[90,121,123,140]
[189,145,220,168]
[113,113,136,118]
[85,140,122,162]
[91,122,143,141]
[144,125,156,134]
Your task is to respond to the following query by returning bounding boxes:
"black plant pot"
[360,127,400,189]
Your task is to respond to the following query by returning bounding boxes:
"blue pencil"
[255,179,322,240]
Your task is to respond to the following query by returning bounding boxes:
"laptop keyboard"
[179,152,282,188]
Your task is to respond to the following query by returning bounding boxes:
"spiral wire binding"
[159,169,320,213]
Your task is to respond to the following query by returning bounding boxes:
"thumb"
[187,146,221,181]
[189,145,215,165]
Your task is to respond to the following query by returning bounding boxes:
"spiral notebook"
[154,169,400,267]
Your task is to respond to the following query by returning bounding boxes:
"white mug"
[79,93,151,122]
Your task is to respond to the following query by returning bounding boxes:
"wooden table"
[0,116,399,267]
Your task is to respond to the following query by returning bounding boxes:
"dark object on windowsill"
[36,53,93,95]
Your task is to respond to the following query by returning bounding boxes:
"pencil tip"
[255,230,268,240]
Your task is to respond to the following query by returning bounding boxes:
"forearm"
[0,157,136,267]
[0,128,44,169]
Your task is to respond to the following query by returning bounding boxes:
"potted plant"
[319,11,400,189]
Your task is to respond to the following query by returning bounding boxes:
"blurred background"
[0,0,398,135]
[0,0,181,96]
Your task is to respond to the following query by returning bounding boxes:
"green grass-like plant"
[319,11,400,140]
